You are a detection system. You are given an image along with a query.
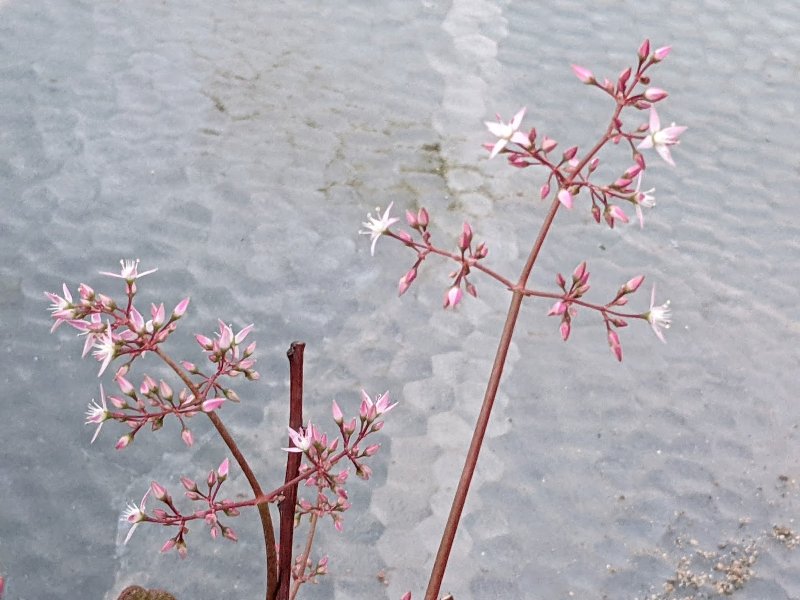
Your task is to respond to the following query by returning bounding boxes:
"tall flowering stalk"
[363,41,683,599]
[46,263,392,600]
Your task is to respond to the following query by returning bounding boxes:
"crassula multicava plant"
[46,259,394,600]
[360,40,682,599]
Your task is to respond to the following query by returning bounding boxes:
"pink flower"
[360,202,400,256]
[99,259,157,282]
[485,108,530,159]
[92,324,116,377]
[628,174,656,228]
[637,107,687,166]
[85,385,110,444]
[283,424,313,452]
[121,488,151,544]
[645,285,672,343]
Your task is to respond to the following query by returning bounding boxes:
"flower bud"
[217,458,229,480]
[541,137,557,153]
[172,297,190,318]
[607,330,623,362]
[540,183,550,200]
[570,64,595,84]
[653,46,671,61]
[417,207,429,228]
[557,189,573,209]
[405,209,418,228]
[623,275,645,293]
[644,87,668,102]
[638,39,650,61]
[443,286,463,309]
[560,319,571,341]
[562,145,578,161]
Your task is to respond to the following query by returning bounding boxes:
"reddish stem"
[278,342,305,600]
[424,104,625,599]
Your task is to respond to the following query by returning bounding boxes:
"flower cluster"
[121,458,240,556]
[286,390,395,530]
[361,40,681,357]
[46,261,258,447]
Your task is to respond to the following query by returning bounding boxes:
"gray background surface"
[1,1,799,599]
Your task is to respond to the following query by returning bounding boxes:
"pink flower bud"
[151,303,166,327]
[397,230,413,244]
[217,458,229,479]
[443,286,463,309]
[653,46,671,61]
[159,380,173,400]
[222,526,238,542]
[570,64,595,84]
[364,443,381,456]
[129,307,145,332]
[151,481,168,501]
[417,207,429,227]
[172,297,190,318]
[644,87,668,102]
[556,272,566,289]
[116,375,135,396]
[195,334,213,350]
[207,470,217,488]
[623,164,643,179]
[591,205,601,223]
[218,322,233,350]
[638,39,650,60]
[405,209,418,228]
[332,399,344,424]
[618,67,632,88]
[563,145,578,161]
[160,539,176,553]
[607,205,629,224]
[202,397,226,413]
[624,275,645,293]
[614,177,632,188]
[557,189,573,209]
[457,223,472,251]
[181,476,197,491]
[465,281,477,298]
[115,434,132,450]
[608,330,623,361]
[541,137,557,153]
[572,261,587,282]
[560,320,571,341]
[474,242,488,258]
[589,157,600,172]
[401,593,412,600]
[548,301,567,316]
[540,183,550,199]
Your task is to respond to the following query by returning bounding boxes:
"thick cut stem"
[278,342,306,600]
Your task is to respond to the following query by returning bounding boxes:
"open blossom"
[121,488,151,544]
[99,259,157,282]
[283,423,314,453]
[645,285,671,342]
[637,106,687,166]
[360,202,399,256]
[628,174,656,228]
[92,324,116,376]
[485,107,529,159]
[85,384,110,443]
